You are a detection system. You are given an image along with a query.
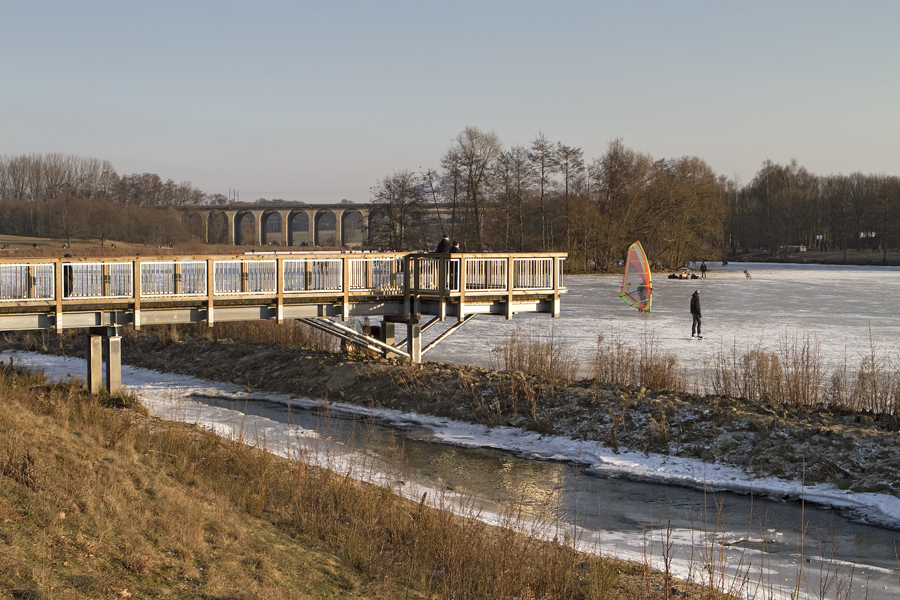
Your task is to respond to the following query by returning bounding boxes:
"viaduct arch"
[191,204,369,247]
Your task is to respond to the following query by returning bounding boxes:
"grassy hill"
[1,354,720,600]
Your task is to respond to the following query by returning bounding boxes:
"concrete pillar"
[87,327,122,394]
[87,333,103,394]
[335,209,344,247]
[306,210,315,246]
[406,321,421,364]
[380,321,395,358]
[249,210,264,246]
[278,210,291,246]
[223,210,239,245]
[105,334,122,394]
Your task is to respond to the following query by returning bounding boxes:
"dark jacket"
[690,292,701,316]
[435,238,452,253]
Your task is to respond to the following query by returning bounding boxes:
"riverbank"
[6,356,705,600]
[727,249,900,267]
[23,331,900,505]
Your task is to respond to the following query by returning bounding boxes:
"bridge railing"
[0,252,564,305]
[408,253,565,296]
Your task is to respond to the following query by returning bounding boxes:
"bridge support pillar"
[379,321,395,359]
[87,327,122,394]
[406,320,421,364]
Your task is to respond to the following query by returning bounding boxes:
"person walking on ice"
[690,290,702,339]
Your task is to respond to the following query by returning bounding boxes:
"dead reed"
[491,324,580,382]
[704,332,900,415]
[590,328,685,392]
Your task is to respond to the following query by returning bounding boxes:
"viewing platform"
[0,251,566,391]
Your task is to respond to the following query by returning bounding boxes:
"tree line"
[4,142,899,267]
[0,153,211,247]
[369,127,900,270]
[728,160,900,264]
[369,127,726,270]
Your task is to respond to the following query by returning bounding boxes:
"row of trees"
[370,127,725,270]
[728,161,900,261]
[4,144,899,268]
[0,196,202,248]
[0,154,210,246]
[0,153,207,207]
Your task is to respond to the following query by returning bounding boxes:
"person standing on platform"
[435,234,451,253]
[690,290,702,339]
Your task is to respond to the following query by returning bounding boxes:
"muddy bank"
[12,332,900,499]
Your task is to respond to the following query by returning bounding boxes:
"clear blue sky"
[2,1,898,203]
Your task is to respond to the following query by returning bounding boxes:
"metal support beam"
[390,316,440,349]
[421,313,477,355]
[297,318,409,359]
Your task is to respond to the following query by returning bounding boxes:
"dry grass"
[491,325,580,382]
[703,332,900,415]
[590,328,685,393]
[139,320,340,353]
[5,356,730,600]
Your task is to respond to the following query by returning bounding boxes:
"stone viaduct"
[185,204,371,248]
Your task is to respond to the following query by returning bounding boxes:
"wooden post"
[276,256,284,324]
[552,256,561,317]
[342,255,350,321]
[55,259,63,333]
[27,265,36,299]
[457,255,467,322]
[506,255,514,319]
[134,259,142,330]
[438,256,447,321]
[174,261,183,295]
[206,258,215,326]
[102,264,111,297]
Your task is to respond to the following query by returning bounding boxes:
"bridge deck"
[0,251,566,332]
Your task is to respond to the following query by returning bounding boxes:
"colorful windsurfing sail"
[621,241,652,311]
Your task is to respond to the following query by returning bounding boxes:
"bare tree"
[370,170,424,250]
[54,198,87,247]
[528,132,558,250]
[444,127,502,250]
[494,146,535,251]
[556,142,585,252]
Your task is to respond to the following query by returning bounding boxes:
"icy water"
[6,262,900,599]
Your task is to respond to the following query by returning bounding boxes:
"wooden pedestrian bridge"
[0,251,566,393]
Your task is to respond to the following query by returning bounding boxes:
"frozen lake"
[425,261,900,384]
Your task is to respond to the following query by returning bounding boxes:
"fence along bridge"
[0,252,566,393]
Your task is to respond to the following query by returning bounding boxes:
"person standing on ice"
[435,234,452,253]
[690,290,702,339]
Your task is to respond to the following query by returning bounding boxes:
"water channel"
[7,262,900,599]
